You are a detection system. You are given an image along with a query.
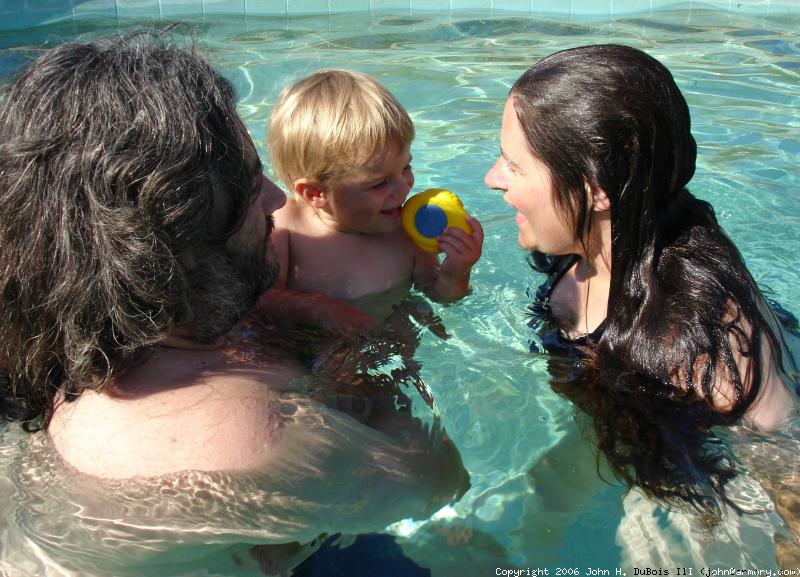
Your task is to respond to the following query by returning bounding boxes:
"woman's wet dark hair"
[514,44,785,516]
[0,33,256,429]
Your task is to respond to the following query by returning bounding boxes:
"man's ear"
[293,178,326,208]
[586,181,610,212]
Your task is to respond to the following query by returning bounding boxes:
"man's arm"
[257,287,377,333]
[254,394,469,543]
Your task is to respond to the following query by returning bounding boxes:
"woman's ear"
[586,181,610,212]
[293,178,326,208]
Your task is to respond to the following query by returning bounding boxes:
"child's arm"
[413,216,483,302]
[257,215,376,333]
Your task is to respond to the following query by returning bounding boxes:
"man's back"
[48,324,468,544]
[49,339,298,479]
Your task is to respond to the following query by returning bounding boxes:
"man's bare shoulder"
[48,344,306,479]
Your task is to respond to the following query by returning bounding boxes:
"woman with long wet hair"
[485,44,797,515]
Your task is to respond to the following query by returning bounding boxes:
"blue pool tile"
[370,0,410,10]
[530,0,568,15]
[610,0,651,16]
[27,0,70,8]
[331,0,370,11]
[665,0,725,8]
[244,0,288,15]
[287,0,329,13]
[569,0,611,17]
[0,9,25,30]
[0,0,796,28]
[72,0,117,18]
[492,0,530,13]
[24,6,73,27]
[767,3,800,15]
[159,0,204,17]
[734,0,770,17]
[449,0,492,12]
[203,0,246,14]
[0,28,39,47]
[16,0,72,11]
[0,0,26,10]
[115,0,159,19]
[410,0,450,12]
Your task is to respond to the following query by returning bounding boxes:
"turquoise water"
[1,9,800,576]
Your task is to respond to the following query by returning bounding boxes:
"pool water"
[1,9,800,576]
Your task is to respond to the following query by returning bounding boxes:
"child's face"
[322,142,414,235]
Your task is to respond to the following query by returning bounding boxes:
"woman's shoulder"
[528,253,593,353]
[525,253,573,309]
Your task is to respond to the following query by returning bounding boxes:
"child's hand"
[437,216,484,281]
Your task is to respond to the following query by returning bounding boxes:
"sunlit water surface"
[1,9,799,576]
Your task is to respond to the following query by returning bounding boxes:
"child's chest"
[287,228,416,300]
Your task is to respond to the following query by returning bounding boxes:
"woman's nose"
[484,159,505,190]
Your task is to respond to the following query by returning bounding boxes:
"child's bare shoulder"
[274,196,308,231]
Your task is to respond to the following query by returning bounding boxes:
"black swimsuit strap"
[530,253,605,351]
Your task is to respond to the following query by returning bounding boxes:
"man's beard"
[183,244,279,343]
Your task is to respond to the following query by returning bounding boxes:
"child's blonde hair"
[267,68,414,190]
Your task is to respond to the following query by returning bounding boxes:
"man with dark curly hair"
[0,34,466,573]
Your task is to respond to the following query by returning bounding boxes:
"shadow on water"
[293,534,433,577]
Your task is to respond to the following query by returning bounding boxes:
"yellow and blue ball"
[401,188,471,253]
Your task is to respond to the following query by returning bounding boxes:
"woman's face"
[484,97,577,255]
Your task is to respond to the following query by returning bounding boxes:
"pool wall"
[1,0,798,30]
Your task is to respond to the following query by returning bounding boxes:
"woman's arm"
[691,299,797,431]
